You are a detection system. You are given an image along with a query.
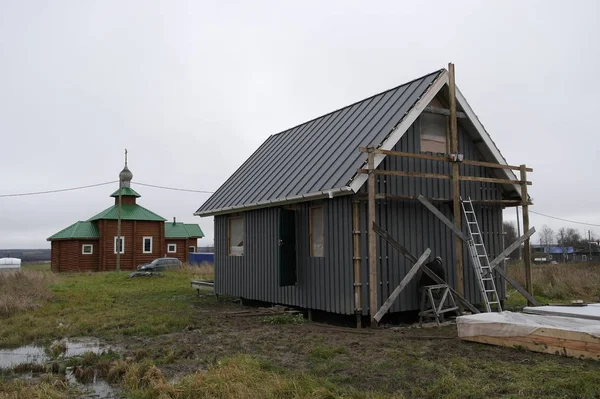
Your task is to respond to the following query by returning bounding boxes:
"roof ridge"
[271,69,444,138]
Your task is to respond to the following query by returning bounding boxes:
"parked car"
[137,257,182,271]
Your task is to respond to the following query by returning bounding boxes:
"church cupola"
[112,150,141,205]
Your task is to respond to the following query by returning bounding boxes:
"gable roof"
[196,68,520,217]
[165,222,205,239]
[47,221,100,241]
[88,204,166,222]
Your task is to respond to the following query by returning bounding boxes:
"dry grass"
[0,376,71,399]
[180,262,214,281]
[107,355,393,399]
[0,270,57,317]
[509,262,600,301]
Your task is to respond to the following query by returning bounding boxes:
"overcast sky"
[1,0,599,249]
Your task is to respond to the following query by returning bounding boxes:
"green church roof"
[87,204,166,222]
[165,223,205,239]
[110,187,141,198]
[47,221,100,241]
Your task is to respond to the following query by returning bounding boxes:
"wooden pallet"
[458,313,600,361]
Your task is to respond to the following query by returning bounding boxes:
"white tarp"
[0,257,21,269]
[457,311,600,339]
[523,304,600,321]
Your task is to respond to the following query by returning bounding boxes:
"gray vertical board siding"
[214,196,355,314]
[359,117,506,315]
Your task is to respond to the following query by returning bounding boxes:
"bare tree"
[539,225,555,254]
[503,221,518,259]
[556,227,582,248]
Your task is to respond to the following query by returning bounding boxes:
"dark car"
[137,257,182,271]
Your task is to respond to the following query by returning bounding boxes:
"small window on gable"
[229,216,244,256]
[420,113,448,153]
[310,206,324,257]
[82,244,93,255]
[167,243,177,253]
[143,237,153,254]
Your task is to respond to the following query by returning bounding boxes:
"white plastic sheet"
[523,304,600,321]
[457,311,600,339]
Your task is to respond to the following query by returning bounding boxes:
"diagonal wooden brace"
[374,248,431,323]
[373,222,480,314]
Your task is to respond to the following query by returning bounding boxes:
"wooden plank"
[423,106,467,119]
[352,201,363,320]
[373,222,417,263]
[491,264,539,306]
[521,165,533,305]
[358,169,452,180]
[488,228,537,269]
[449,63,463,297]
[462,159,533,172]
[372,222,479,314]
[358,147,533,172]
[463,335,600,361]
[373,248,432,323]
[459,175,531,186]
[417,195,469,241]
[367,149,378,323]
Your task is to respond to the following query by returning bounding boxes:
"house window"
[310,206,324,257]
[228,216,244,256]
[188,246,196,253]
[143,237,153,254]
[420,113,448,153]
[167,243,177,253]
[114,237,125,254]
[82,244,93,255]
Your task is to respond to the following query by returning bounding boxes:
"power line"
[0,180,214,198]
[134,182,214,194]
[0,181,118,198]
[529,210,600,228]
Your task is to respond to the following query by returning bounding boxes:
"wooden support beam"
[417,195,469,241]
[459,175,532,186]
[423,106,467,119]
[488,228,537,270]
[358,169,451,180]
[449,63,464,297]
[373,222,417,263]
[367,148,378,324]
[355,194,530,207]
[373,222,480,314]
[358,147,533,172]
[491,263,538,307]
[352,201,363,320]
[521,165,534,305]
[373,248,432,323]
[357,169,531,186]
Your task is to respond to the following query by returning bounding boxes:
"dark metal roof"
[196,69,444,216]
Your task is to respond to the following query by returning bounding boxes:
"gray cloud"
[1,0,598,248]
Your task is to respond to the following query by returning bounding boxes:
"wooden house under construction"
[195,65,533,324]
[48,163,204,272]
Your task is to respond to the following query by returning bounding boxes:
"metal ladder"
[461,197,502,312]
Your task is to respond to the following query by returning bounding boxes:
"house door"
[278,208,297,286]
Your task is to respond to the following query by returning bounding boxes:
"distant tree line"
[502,222,598,259]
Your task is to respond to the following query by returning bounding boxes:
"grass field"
[1,263,600,398]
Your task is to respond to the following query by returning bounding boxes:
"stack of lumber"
[457,310,600,360]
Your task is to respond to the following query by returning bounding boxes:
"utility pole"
[116,149,126,272]
[589,230,592,262]
[516,207,522,260]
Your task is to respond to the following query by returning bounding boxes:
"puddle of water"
[66,367,120,399]
[0,337,110,369]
